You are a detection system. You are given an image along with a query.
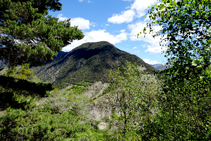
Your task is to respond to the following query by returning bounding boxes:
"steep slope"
[30,41,157,89]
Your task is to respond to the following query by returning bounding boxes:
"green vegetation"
[1,59,210,140]
[30,41,157,90]
[65,85,88,95]
[0,0,84,74]
[76,81,90,87]
[0,60,164,140]
[104,61,163,140]
[136,0,211,140]
[1,63,42,83]
[0,59,168,140]
[1,0,211,140]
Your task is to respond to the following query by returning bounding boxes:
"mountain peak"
[30,41,156,89]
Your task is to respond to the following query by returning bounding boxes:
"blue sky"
[47,0,171,65]
[1,0,208,67]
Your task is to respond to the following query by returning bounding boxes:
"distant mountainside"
[29,41,157,89]
[43,51,68,65]
[150,63,171,70]
[0,51,68,70]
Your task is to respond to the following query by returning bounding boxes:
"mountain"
[150,63,171,70]
[0,51,68,69]
[29,41,157,89]
[43,51,68,66]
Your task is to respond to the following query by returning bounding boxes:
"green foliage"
[2,63,36,82]
[2,1,211,140]
[0,107,91,140]
[0,0,84,70]
[89,99,94,103]
[76,81,90,87]
[65,85,87,95]
[136,0,211,140]
[106,61,162,139]
[30,41,157,90]
[52,88,60,94]
[110,112,120,121]
[0,85,38,111]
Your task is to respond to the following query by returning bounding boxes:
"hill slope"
[27,41,157,89]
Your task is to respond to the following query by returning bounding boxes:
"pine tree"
[0,0,85,75]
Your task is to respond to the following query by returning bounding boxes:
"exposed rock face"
[29,41,157,90]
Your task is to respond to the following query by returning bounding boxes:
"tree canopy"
[0,0,85,74]
[136,0,211,139]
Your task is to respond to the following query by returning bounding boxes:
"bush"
[65,85,87,95]
[76,82,90,87]
[0,107,91,140]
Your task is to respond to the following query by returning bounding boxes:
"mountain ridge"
[29,41,157,89]
[150,63,171,70]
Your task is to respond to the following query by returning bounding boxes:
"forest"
[0,0,211,140]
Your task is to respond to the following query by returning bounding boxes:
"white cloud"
[91,22,97,27]
[133,47,137,49]
[112,30,119,33]
[108,0,159,24]
[120,29,125,33]
[127,21,168,54]
[143,59,161,65]
[70,17,90,30]
[57,14,68,21]
[57,14,91,30]
[116,32,128,41]
[108,9,135,24]
[78,0,92,3]
[62,29,128,52]
[131,0,158,18]
[105,24,109,26]
[125,6,131,9]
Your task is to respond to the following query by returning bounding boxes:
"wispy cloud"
[57,14,91,30]
[78,0,92,3]
[62,29,128,52]
[131,0,158,18]
[127,21,168,54]
[108,10,136,24]
[143,59,161,65]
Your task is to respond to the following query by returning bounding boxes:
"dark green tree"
[0,0,84,112]
[136,0,211,140]
[0,0,84,75]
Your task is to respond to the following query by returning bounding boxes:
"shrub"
[76,82,90,87]
[65,85,87,95]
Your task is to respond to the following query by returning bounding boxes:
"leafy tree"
[0,0,84,75]
[1,63,42,83]
[136,0,211,139]
[107,61,163,140]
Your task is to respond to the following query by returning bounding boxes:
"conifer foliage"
[0,0,85,75]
